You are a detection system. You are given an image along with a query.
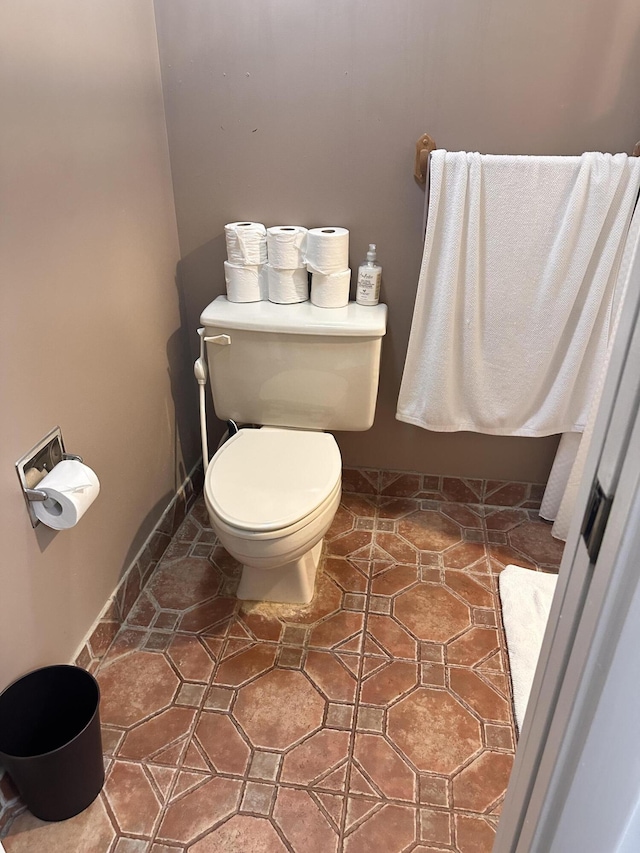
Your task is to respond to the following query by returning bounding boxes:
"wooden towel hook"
[414,133,437,186]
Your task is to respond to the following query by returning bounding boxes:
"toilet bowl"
[204,427,342,604]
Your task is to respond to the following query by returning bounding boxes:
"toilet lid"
[207,428,342,532]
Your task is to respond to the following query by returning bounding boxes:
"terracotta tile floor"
[3,483,562,853]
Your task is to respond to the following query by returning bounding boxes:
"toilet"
[200,296,387,604]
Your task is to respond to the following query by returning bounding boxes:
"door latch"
[581,479,613,563]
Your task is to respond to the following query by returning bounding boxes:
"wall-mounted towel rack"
[414,135,640,187]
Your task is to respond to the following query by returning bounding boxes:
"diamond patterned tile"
[189,814,288,852]
[343,802,417,853]
[156,776,242,844]
[273,787,339,852]
[508,521,565,568]
[352,733,416,801]
[371,564,419,596]
[366,613,417,659]
[360,660,417,705]
[449,668,511,722]
[376,497,420,520]
[281,729,350,785]
[442,541,488,570]
[118,706,196,761]
[2,481,562,852]
[447,628,500,667]
[105,762,162,836]
[214,643,277,686]
[194,712,250,773]
[455,813,497,853]
[380,472,422,497]
[452,750,514,811]
[310,611,364,650]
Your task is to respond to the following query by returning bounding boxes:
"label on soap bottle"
[356,266,381,305]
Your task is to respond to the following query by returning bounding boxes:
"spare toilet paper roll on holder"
[15,425,92,528]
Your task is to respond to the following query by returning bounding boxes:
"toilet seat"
[205,427,342,534]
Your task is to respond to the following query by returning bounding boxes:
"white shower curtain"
[541,202,640,540]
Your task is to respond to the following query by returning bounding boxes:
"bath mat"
[499,564,558,732]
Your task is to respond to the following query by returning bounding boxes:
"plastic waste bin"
[0,665,104,821]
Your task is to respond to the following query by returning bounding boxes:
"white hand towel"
[397,151,640,436]
[499,564,558,731]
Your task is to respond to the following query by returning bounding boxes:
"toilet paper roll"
[267,265,309,304]
[225,221,268,265]
[311,269,351,308]
[258,265,269,300]
[305,227,349,275]
[266,226,308,269]
[224,261,267,302]
[33,460,100,530]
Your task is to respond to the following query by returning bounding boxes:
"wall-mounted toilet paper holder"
[16,426,83,527]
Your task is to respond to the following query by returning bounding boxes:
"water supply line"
[194,328,209,466]
[194,328,236,469]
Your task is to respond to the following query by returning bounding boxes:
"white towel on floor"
[499,564,558,731]
[397,151,640,436]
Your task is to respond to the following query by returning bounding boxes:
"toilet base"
[236,540,323,604]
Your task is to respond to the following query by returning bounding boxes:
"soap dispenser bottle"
[356,244,382,305]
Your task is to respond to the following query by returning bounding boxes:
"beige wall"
[153,0,640,481]
[0,1,189,688]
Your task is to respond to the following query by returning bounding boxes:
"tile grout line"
[131,530,234,850]
[146,608,242,850]
[337,500,380,851]
[334,520,371,851]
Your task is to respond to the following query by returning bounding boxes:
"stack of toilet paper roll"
[306,227,351,308]
[224,222,268,302]
[266,226,309,303]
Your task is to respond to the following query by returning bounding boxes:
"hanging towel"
[397,151,640,436]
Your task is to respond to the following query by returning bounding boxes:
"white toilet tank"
[200,296,387,431]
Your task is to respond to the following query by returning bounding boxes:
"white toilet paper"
[305,227,349,274]
[33,460,100,530]
[225,222,268,265]
[224,261,267,302]
[310,269,352,308]
[267,265,309,303]
[266,226,308,269]
[258,266,268,300]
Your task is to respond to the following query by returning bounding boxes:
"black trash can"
[0,665,104,822]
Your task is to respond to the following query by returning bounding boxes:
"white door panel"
[496,215,640,852]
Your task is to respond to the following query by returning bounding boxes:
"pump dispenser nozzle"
[367,244,377,262]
